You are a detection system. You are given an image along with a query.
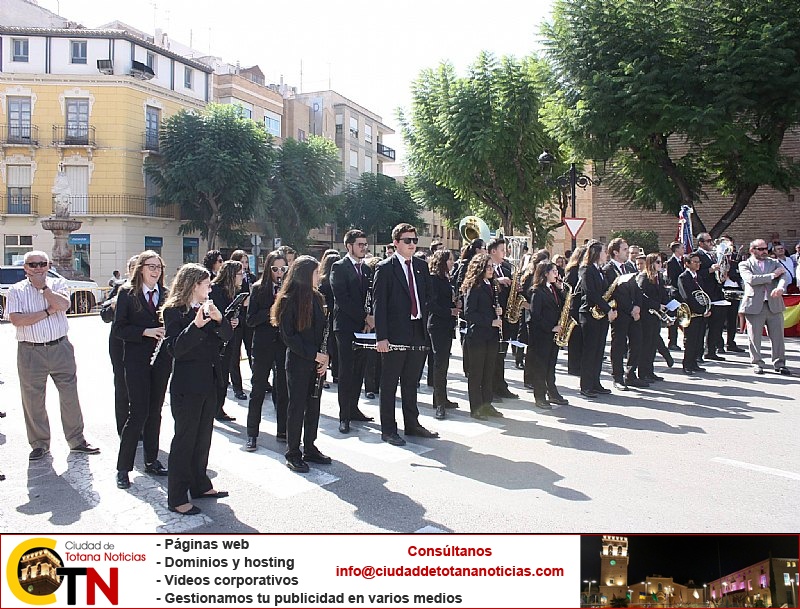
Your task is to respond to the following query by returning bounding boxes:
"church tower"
[599,536,629,603]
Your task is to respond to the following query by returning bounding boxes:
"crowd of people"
[3,223,793,516]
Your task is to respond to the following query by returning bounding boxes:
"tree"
[542,0,800,237]
[146,104,274,249]
[266,136,342,249]
[399,52,563,239]
[337,173,424,245]
[609,229,660,255]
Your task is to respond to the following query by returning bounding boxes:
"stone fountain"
[40,169,83,279]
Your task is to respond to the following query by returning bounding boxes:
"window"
[71,40,87,64]
[146,51,155,71]
[335,114,343,134]
[264,110,281,137]
[184,67,193,89]
[12,38,29,62]
[349,116,358,139]
[6,165,32,214]
[144,236,163,255]
[66,98,90,144]
[3,235,34,264]
[183,237,199,263]
[364,124,373,144]
[68,234,91,277]
[145,106,160,150]
[236,104,252,119]
[364,155,372,173]
[349,149,358,170]
[7,97,32,142]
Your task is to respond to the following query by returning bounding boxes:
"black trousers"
[215,343,235,414]
[285,352,321,459]
[465,335,497,413]
[638,315,660,379]
[610,314,641,381]
[683,316,707,370]
[363,350,380,393]
[529,330,559,402]
[492,320,517,393]
[168,388,216,508]
[326,319,339,380]
[379,321,425,435]
[579,313,609,392]
[725,298,741,346]
[429,326,454,405]
[227,321,250,391]
[566,319,583,376]
[523,330,536,386]
[335,330,367,422]
[667,321,679,347]
[247,340,288,438]
[108,330,128,436]
[116,356,170,472]
[705,305,725,354]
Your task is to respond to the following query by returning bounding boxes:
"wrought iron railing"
[51,194,175,219]
[0,124,39,145]
[377,142,396,160]
[142,129,159,152]
[52,124,96,146]
[0,194,39,215]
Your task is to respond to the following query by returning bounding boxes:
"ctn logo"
[7,538,118,605]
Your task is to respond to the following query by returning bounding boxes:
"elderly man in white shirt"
[5,250,100,460]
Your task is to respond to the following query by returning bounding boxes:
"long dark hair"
[161,264,210,320]
[582,240,604,267]
[461,239,485,261]
[271,255,322,331]
[319,250,341,285]
[429,249,452,279]
[565,245,587,273]
[202,249,222,274]
[532,261,556,290]
[253,251,286,305]
[211,260,242,300]
[460,253,492,294]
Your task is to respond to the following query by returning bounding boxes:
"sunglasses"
[399,237,419,245]
[143,264,164,271]
[26,261,48,268]
[754,247,769,251]
[270,265,288,273]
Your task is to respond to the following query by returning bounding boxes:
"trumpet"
[648,308,673,325]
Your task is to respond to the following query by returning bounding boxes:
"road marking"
[711,458,800,481]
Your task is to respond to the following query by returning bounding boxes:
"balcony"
[51,194,176,219]
[142,129,160,152]
[52,124,96,147]
[1,125,39,146]
[0,194,39,215]
[377,142,396,161]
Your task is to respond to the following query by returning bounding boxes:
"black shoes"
[116,471,131,489]
[351,411,374,422]
[668,344,682,351]
[233,390,248,400]
[276,431,287,442]
[169,504,201,515]
[694,366,707,373]
[495,389,519,399]
[626,377,650,388]
[303,449,332,465]
[548,395,569,406]
[535,400,552,409]
[705,353,726,361]
[193,490,229,499]
[405,426,440,438]
[364,392,376,399]
[381,433,407,446]
[215,411,236,422]
[777,366,792,376]
[753,365,764,375]
[434,405,446,420]
[727,344,746,353]
[664,352,675,367]
[470,411,489,421]
[480,405,504,418]
[71,442,100,454]
[613,380,628,391]
[29,447,49,461]
[580,389,598,398]
[642,374,664,382]
[144,460,168,476]
[286,456,310,473]
[594,386,612,395]
[338,420,351,434]
[245,437,257,452]
[444,400,458,409]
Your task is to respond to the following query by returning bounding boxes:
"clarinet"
[492,280,506,353]
[311,305,330,399]
[353,342,429,352]
[149,335,164,366]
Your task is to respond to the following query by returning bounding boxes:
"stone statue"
[52,170,72,217]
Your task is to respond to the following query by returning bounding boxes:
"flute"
[149,335,164,366]
[353,342,429,352]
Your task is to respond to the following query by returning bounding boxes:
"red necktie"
[355,262,362,278]
[405,259,418,318]
[551,284,559,304]
[147,290,156,313]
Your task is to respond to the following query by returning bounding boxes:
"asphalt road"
[0,316,797,534]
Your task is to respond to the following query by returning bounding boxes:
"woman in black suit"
[210,261,244,420]
[229,249,256,391]
[112,250,172,490]
[272,255,330,473]
[162,263,233,515]
[427,250,460,419]
[527,261,570,409]
[636,253,670,382]
[244,250,289,451]
[318,250,341,386]
[461,253,504,420]
[564,246,587,377]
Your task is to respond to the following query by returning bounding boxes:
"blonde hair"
[161,263,210,317]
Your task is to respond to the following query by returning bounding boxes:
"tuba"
[715,239,733,283]
[458,216,491,244]
[554,283,577,347]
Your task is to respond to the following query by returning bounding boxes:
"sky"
[37,0,556,160]
[581,535,800,587]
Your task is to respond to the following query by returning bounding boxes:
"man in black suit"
[719,235,746,352]
[678,253,711,374]
[603,238,646,390]
[331,229,375,434]
[487,237,519,400]
[373,223,439,446]
[695,232,726,361]
[666,241,685,350]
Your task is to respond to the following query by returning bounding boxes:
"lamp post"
[584,579,597,606]
[703,583,707,607]
[538,150,599,251]
[722,581,728,607]
[788,575,797,608]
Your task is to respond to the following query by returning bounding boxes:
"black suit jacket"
[677,270,708,316]
[331,257,373,333]
[164,306,233,395]
[279,296,325,361]
[696,248,723,300]
[602,261,641,315]
[112,285,170,365]
[463,281,499,341]
[529,284,562,335]
[493,259,514,310]
[246,281,281,346]
[666,256,683,299]
[577,264,610,315]
[427,274,457,332]
[636,272,669,313]
[373,255,430,344]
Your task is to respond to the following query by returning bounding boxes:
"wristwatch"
[39,285,49,294]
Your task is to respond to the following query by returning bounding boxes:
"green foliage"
[609,597,628,608]
[609,229,660,254]
[400,52,565,240]
[541,0,800,236]
[146,104,274,249]
[267,136,342,250]
[337,173,424,245]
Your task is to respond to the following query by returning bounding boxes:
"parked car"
[0,265,105,319]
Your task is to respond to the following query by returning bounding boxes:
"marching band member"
[695,233,726,362]
[678,253,711,375]
[427,249,460,419]
[578,240,616,398]
[666,241,685,351]
[373,223,438,445]
[244,251,289,450]
[362,256,382,400]
[563,246,587,377]
[318,249,341,387]
[272,255,332,472]
[229,250,256,388]
[488,238,520,401]
[112,250,171,489]
[210,261,245,421]
[461,253,504,420]
[527,261,569,408]
[719,236,746,352]
[163,263,232,515]
[636,253,670,383]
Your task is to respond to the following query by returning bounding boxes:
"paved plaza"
[0,316,797,534]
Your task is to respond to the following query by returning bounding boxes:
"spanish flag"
[784,295,800,336]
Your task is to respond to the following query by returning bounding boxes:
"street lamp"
[787,575,797,608]
[703,583,707,607]
[538,150,599,251]
[584,579,597,606]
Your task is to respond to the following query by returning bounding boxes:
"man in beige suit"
[738,239,791,375]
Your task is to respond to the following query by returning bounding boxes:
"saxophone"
[504,264,525,324]
[590,276,620,319]
[554,283,577,347]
